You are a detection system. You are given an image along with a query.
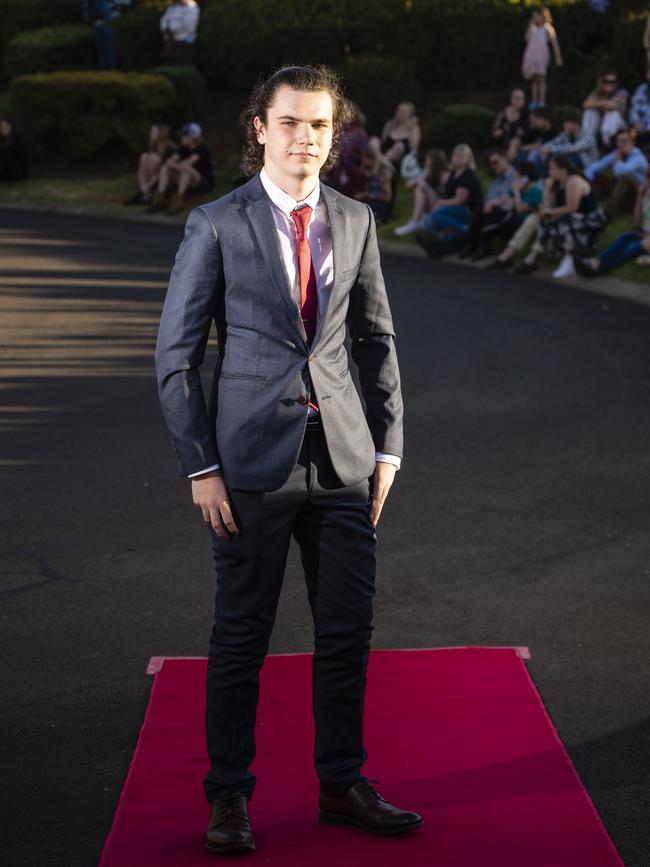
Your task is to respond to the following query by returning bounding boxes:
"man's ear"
[253,116,266,145]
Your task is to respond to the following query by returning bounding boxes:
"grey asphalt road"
[1,210,648,867]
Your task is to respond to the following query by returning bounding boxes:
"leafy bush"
[10,71,177,158]
[422,104,496,153]
[148,65,207,125]
[339,57,420,135]
[114,6,164,71]
[5,25,95,80]
[0,0,80,59]
[194,0,346,91]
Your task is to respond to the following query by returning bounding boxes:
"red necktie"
[289,204,318,344]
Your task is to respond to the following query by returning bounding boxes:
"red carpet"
[99,648,623,867]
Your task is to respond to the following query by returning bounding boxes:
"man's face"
[488,155,507,176]
[563,120,580,137]
[254,86,334,184]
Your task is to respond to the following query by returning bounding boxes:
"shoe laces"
[357,777,386,805]
[213,793,248,824]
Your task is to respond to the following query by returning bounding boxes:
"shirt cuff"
[375,452,401,470]
[188,464,221,478]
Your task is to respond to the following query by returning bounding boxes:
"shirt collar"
[260,166,321,215]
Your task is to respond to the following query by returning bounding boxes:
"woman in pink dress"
[522,6,563,108]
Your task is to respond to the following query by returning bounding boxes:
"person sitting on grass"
[324,102,368,198]
[514,154,607,278]
[0,118,27,181]
[394,148,448,236]
[124,123,176,206]
[584,128,649,216]
[488,161,544,270]
[629,68,650,150]
[458,149,516,261]
[540,112,600,174]
[575,166,650,276]
[353,147,394,224]
[148,122,213,215]
[507,106,556,174]
[581,72,628,150]
[415,143,483,259]
[492,88,529,149]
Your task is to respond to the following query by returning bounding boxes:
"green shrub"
[114,6,164,71]
[422,104,496,153]
[10,71,177,158]
[194,0,346,91]
[339,57,420,135]
[148,65,207,125]
[0,0,80,59]
[5,25,95,80]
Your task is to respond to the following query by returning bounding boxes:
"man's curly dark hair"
[239,65,352,176]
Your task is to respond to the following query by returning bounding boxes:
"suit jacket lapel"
[313,183,346,349]
[243,176,307,344]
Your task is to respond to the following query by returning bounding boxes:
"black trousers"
[203,422,377,803]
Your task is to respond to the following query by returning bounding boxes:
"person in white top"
[160,0,200,63]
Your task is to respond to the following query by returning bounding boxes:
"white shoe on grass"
[553,254,576,278]
[394,221,419,236]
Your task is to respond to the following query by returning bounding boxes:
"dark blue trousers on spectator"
[95,21,116,70]
[598,231,646,273]
[421,205,471,236]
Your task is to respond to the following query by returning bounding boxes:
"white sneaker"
[553,254,576,278]
[394,221,419,236]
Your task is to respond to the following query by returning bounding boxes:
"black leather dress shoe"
[319,778,423,836]
[205,794,255,855]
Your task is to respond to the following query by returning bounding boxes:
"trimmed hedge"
[422,105,496,153]
[339,57,420,135]
[5,25,95,80]
[148,65,207,125]
[114,6,164,72]
[0,0,80,58]
[10,71,177,158]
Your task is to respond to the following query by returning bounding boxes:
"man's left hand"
[369,461,397,527]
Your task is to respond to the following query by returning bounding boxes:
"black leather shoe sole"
[205,838,255,855]
[319,809,423,836]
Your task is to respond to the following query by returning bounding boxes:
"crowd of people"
[322,6,650,280]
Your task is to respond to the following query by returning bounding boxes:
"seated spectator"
[630,68,650,149]
[380,102,421,171]
[575,166,650,275]
[0,118,27,181]
[394,148,448,236]
[539,111,599,173]
[148,122,213,215]
[488,161,544,269]
[585,128,649,214]
[492,88,529,149]
[515,154,607,278]
[581,72,628,149]
[507,105,556,170]
[353,148,393,223]
[415,143,483,258]
[325,103,368,198]
[160,0,200,63]
[124,123,176,205]
[459,149,516,261]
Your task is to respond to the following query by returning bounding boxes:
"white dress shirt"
[188,167,401,477]
[159,2,200,44]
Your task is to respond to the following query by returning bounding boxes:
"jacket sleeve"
[346,205,404,459]
[155,206,224,476]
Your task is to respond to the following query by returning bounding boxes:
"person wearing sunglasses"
[582,72,628,149]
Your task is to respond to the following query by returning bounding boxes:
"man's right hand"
[191,471,240,539]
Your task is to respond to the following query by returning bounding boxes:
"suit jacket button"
[297,395,308,405]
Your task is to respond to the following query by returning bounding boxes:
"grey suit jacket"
[155,172,403,491]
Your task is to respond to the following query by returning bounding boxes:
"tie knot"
[290,204,312,237]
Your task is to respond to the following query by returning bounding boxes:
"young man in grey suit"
[155,65,422,855]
